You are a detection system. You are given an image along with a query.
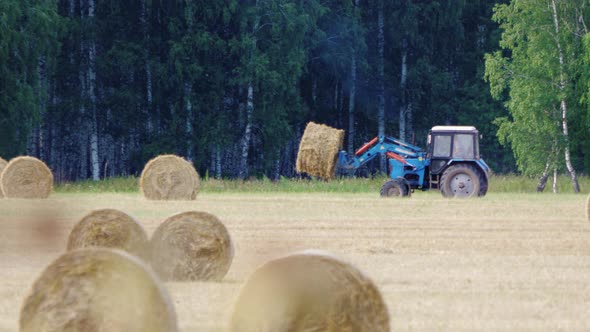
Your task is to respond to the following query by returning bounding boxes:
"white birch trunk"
[348,55,357,155]
[536,158,551,192]
[239,83,254,179]
[274,153,281,181]
[348,0,360,155]
[334,81,339,125]
[216,146,222,179]
[377,0,386,172]
[69,0,75,17]
[88,0,99,181]
[185,83,194,161]
[141,0,154,134]
[407,103,413,143]
[399,37,408,141]
[551,0,580,193]
[552,168,558,193]
[38,56,48,159]
[239,2,259,180]
[79,24,88,179]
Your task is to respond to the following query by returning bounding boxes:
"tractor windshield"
[432,135,451,158]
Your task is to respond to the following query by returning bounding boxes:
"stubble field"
[0,191,589,331]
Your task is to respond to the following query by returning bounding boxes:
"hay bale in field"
[296,122,345,180]
[229,250,390,332]
[20,248,178,332]
[1,156,53,199]
[586,195,590,222]
[150,211,233,281]
[67,209,150,260]
[0,157,7,198]
[140,154,200,200]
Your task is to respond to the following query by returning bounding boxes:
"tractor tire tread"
[380,179,410,198]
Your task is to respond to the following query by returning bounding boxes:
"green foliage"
[485,0,590,177]
[0,0,61,158]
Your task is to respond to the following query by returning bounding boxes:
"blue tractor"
[337,126,491,198]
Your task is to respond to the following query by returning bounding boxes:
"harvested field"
[1,192,590,331]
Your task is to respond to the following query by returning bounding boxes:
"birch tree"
[485,0,586,192]
[376,0,386,172]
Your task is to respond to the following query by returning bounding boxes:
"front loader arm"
[337,136,425,174]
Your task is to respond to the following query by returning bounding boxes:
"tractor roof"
[430,126,477,132]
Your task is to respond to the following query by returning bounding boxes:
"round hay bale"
[230,250,390,332]
[140,154,200,200]
[0,157,8,198]
[67,209,150,260]
[150,211,233,281]
[296,122,345,180]
[20,248,178,332]
[586,194,590,222]
[1,156,53,199]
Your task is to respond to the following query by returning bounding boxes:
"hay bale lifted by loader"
[296,122,491,198]
[296,122,345,180]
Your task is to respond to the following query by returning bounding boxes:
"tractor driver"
[452,134,473,159]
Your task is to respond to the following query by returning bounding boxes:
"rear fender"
[445,160,490,182]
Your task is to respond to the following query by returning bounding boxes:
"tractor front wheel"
[380,179,410,198]
[440,164,483,198]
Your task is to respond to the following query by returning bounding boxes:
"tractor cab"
[426,126,490,197]
[427,126,480,174]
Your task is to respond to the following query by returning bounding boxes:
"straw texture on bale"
[150,211,233,281]
[0,157,7,198]
[67,209,149,260]
[296,122,345,180]
[230,250,390,332]
[140,154,200,200]
[20,248,178,332]
[586,194,590,222]
[0,156,53,199]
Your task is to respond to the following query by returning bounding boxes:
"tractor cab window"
[453,134,475,159]
[432,135,452,158]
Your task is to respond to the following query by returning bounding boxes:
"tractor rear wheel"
[380,179,410,198]
[440,164,483,198]
[479,176,488,197]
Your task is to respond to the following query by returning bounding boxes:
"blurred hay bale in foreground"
[150,211,233,281]
[20,248,177,332]
[67,209,149,260]
[0,157,7,198]
[230,250,389,332]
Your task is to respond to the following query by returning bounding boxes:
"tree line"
[1,0,587,184]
